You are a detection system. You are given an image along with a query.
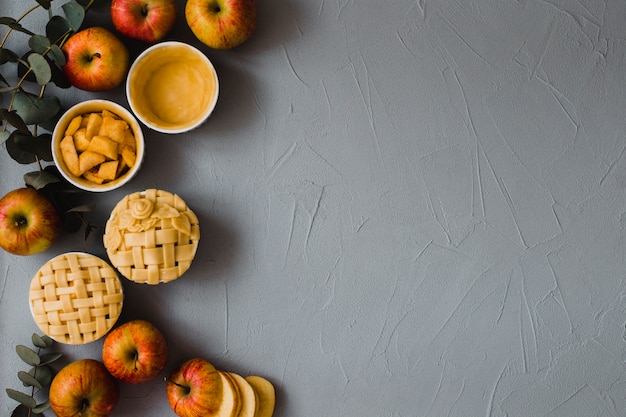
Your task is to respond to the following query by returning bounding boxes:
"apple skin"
[0,187,61,256]
[185,0,257,50]
[49,359,120,417]
[166,357,224,417]
[111,0,177,43]
[61,27,129,92]
[102,319,168,384]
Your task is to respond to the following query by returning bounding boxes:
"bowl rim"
[125,40,220,134]
[51,99,145,193]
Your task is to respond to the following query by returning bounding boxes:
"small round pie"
[29,252,124,345]
[103,189,200,284]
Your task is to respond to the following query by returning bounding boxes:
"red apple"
[166,358,224,417]
[185,0,257,50]
[49,359,120,417]
[102,319,168,384]
[111,0,177,43]
[61,27,129,92]
[0,187,60,256]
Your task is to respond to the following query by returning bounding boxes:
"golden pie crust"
[29,252,123,345]
[103,189,200,284]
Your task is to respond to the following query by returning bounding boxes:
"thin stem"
[0,4,41,48]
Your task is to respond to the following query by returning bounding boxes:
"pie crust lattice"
[29,252,123,345]
[104,189,200,285]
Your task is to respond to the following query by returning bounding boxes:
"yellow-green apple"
[102,319,168,384]
[49,359,120,417]
[245,375,275,417]
[0,187,61,256]
[166,358,224,417]
[111,0,177,43]
[61,27,129,91]
[185,0,257,50]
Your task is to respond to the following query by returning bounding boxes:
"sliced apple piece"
[229,373,257,417]
[216,371,240,417]
[245,375,275,417]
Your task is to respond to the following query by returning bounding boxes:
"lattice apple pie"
[29,252,124,344]
[104,189,200,285]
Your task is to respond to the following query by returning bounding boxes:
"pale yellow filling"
[129,45,217,130]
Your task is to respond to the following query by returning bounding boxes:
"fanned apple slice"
[229,373,258,417]
[216,371,240,417]
[245,375,275,417]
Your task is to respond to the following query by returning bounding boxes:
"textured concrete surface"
[2,0,626,416]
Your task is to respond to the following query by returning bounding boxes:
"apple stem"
[164,377,191,395]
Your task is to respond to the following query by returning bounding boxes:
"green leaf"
[10,404,29,417]
[39,351,63,365]
[6,133,37,164]
[29,365,53,387]
[16,345,40,366]
[13,92,60,125]
[46,16,71,44]
[28,35,51,55]
[31,334,47,348]
[7,22,35,36]
[41,334,54,347]
[25,170,61,190]
[33,401,51,413]
[0,47,19,65]
[14,132,53,161]
[35,0,52,9]
[6,389,36,408]
[49,44,66,66]
[27,53,51,85]
[0,17,18,25]
[63,2,85,31]
[18,371,43,389]
[1,109,30,134]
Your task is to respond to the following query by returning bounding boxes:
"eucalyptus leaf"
[63,2,85,31]
[6,133,37,164]
[0,17,18,25]
[18,371,43,389]
[32,401,51,414]
[41,334,54,347]
[0,47,19,65]
[27,53,51,85]
[16,345,40,366]
[25,170,61,190]
[28,35,51,54]
[49,58,71,89]
[1,109,30,134]
[49,44,66,66]
[7,22,35,36]
[39,351,63,365]
[29,365,52,387]
[0,86,18,93]
[13,92,60,125]
[14,132,53,161]
[31,334,47,348]
[46,15,71,44]
[10,404,29,417]
[6,389,36,409]
[35,0,52,9]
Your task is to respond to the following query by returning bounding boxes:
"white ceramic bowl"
[52,99,145,192]
[126,41,219,134]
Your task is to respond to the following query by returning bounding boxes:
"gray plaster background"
[2,0,626,416]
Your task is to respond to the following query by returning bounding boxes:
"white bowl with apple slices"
[126,41,219,134]
[52,99,145,192]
